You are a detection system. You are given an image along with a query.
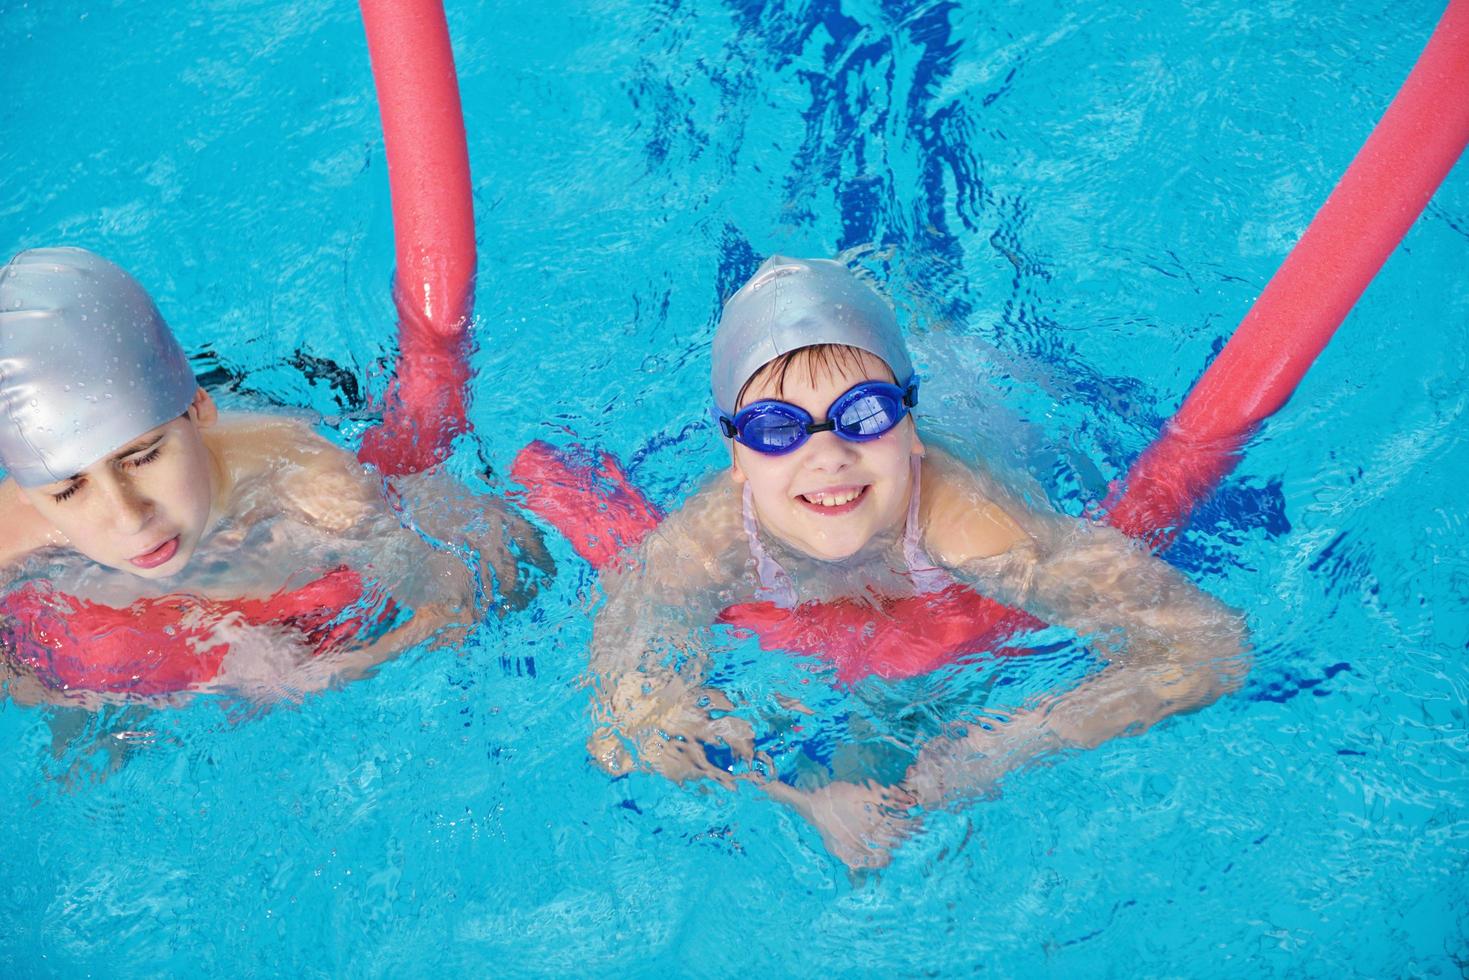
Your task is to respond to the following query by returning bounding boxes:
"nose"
[800,429,859,472]
[97,472,156,535]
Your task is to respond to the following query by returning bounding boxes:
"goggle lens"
[834,390,903,438]
[741,411,808,453]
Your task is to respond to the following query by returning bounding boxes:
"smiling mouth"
[797,486,868,515]
[130,536,180,569]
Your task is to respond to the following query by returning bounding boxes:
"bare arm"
[585,476,762,785]
[905,451,1250,805]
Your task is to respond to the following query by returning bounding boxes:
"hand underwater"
[765,778,917,870]
[587,673,760,787]
[472,498,555,612]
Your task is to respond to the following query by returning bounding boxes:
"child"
[587,256,1248,869]
[0,246,551,707]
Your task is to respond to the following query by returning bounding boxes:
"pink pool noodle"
[356,0,476,475]
[1108,0,1469,546]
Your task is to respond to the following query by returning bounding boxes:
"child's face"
[731,349,924,561]
[17,389,221,579]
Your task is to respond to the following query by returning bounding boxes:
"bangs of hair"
[736,344,893,407]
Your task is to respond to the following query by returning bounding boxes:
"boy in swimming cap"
[0,247,550,706]
[587,256,1247,869]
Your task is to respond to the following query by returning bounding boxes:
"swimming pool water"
[2,0,1466,975]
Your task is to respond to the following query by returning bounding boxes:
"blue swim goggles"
[716,377,919,455]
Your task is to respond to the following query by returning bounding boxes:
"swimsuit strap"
[742,481,799,606]
[740,455,955,607]
[902,455,958,594]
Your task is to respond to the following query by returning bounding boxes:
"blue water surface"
[2,0,1466,975]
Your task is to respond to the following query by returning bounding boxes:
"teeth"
[805,488,861,507]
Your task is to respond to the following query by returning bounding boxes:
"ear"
[908,419,925,458]
[729,441,748,484]
[188,387,218,427]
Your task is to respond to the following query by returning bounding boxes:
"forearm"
[1,659,80,709]
[584,482,755,782]
[588,588,762,783]
[902,709,1055,807]
[1029,520,1242,646]
[585,513,734,680]
[904,647,1248,807]
[961,513,1250,692]
[914,508,1252,808]
[328,601,469,681]
[309,543,478,682]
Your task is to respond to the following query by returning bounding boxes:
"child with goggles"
[588,255,1248,870]
[0,247,551,708]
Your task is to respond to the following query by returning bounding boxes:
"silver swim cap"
[0,247,197,487]
[710,255,913,416]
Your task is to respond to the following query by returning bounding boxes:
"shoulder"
[631,470,745,592]
[206,412,379,532]
[205,412,349,470]
[652,471,743,553]
[0,478,62,575]
[673,471,743,532]
[918,447,1032,568]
